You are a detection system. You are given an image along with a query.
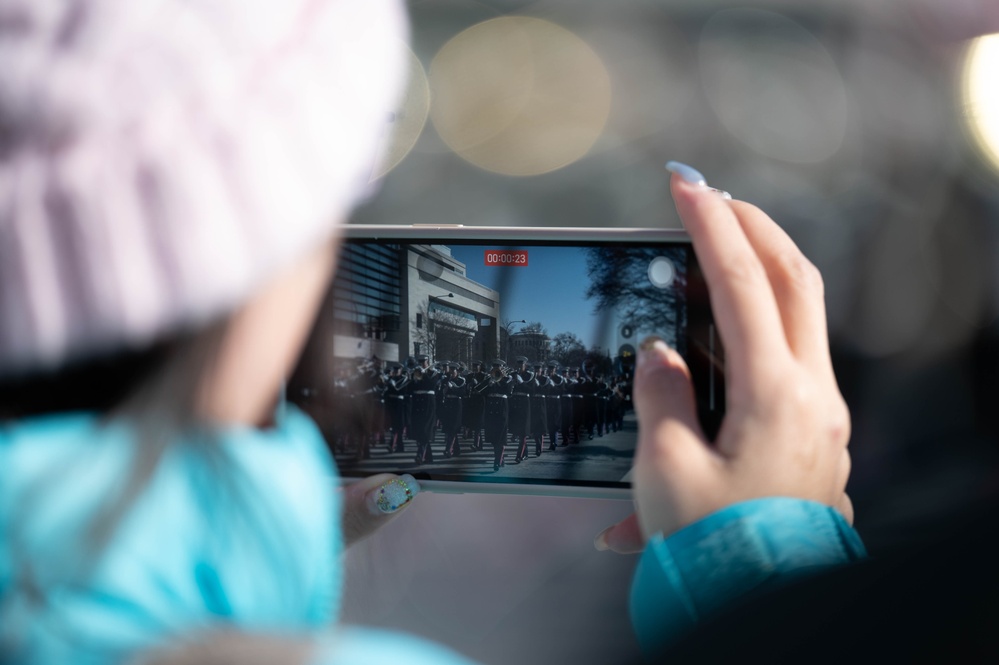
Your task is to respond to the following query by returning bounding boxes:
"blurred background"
[341,1,999,662]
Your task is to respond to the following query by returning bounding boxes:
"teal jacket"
[1,407,864,664]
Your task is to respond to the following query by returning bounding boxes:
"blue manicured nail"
[665,161,707,187]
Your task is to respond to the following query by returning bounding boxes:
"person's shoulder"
[1,412,132,520]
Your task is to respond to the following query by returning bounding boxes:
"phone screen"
[289,235,723,491]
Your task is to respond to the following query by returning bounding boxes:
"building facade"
[331,242,500,367]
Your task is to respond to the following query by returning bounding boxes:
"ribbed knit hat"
[0,0,407,376]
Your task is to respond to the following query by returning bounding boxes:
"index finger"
[669,167,790,395]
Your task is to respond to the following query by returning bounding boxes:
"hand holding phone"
[596,169,853,552]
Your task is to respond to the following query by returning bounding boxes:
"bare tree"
[551,331,587,368]
[522,321,547,335]
[584,246,687,353]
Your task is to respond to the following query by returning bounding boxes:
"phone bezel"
[314,224,702,499]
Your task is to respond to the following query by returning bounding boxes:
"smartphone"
[288,225,724,498]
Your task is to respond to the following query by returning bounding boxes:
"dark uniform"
[568,368,585,444]
[383,363,409,452]
[350,359,385,460]
[474,360,514,471]
[579,362,598,441]
[545,361,563,451]
[560,367,576,445]
[440,364,467,458]
[408,355,442,464]
[462,361,488,450]
[508,356,534,463]
[595,378,612,437]
[529,362,551,456]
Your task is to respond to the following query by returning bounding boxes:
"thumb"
[632,337,711,539]
[633,337,706,460]
[340,473,421,547]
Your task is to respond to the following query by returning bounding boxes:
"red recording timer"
[484,250,529,266]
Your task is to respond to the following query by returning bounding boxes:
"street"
[335,411,638,484]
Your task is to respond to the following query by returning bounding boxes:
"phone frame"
[296,224,719,499]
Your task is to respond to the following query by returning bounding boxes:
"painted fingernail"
[372,474,420,514]
[593,526,613,551]
[709,187,732,200]
[665,161,707,186]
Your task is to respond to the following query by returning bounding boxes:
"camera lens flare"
[698,9,847,164]
[961,33,999,178]
[428,16,611,176]
[647,256,675,289]
[371,46,431,180]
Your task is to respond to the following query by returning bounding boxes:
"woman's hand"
[340,473,421,547]
[596,165,852,553]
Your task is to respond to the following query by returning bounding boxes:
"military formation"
[301,355,633,472]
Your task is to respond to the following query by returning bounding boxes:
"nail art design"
[664,161,707,186]
[374,476,417,513]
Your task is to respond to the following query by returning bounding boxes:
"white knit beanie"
[0,0,408,376]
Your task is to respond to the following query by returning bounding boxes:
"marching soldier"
[408,354,442,464]
[568,367,585,444]
[529,361,550,457]
[383,362,409,452]
[350,357,386,460]
[474,359,514,471]
[579,359,598,441]
[462,360,488,450]
[595,376,613,437]
[508,356,533,463]
[545,361,563,451]
[559,365,576,445]
[441,362,467,458]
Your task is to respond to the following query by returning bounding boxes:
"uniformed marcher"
[568,367,585,444]
[595,376,613,437]
[408,354,441,464]
[579,360,599,441]
[545,361,563,451]
[350,356,385,460]
[529,361,550,456]
[383,363,409,452]
[440,362,467,458]
[462,360,488,449]
[559,366,576,445]
[473,359,514,471]
[508,356,533,462]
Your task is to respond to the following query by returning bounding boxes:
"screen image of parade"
[288,240,692,488]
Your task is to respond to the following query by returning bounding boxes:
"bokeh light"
[698,9,848,164]
[428,16,611,176]
[371,47,430,180]
[962,33,999,177]
[582,23,693,149]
